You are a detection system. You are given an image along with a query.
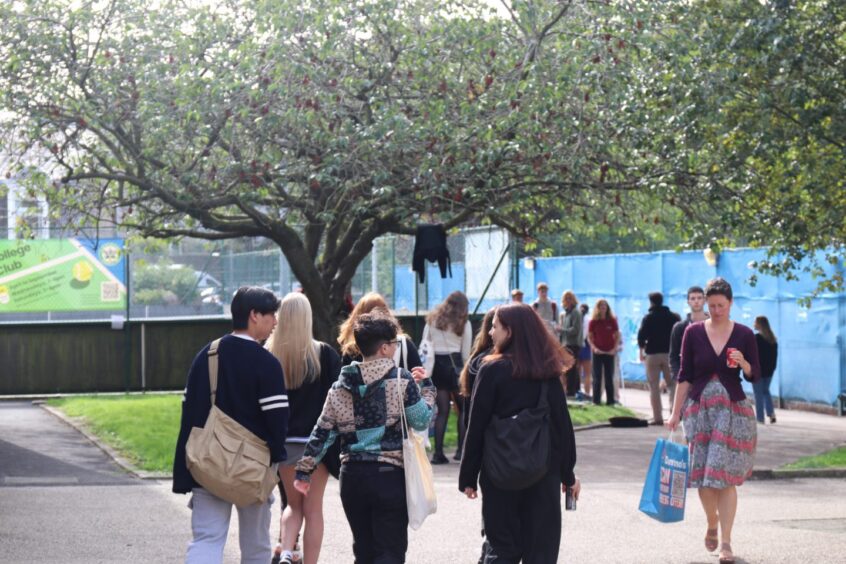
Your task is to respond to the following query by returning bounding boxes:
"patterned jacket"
[295,357,435,481]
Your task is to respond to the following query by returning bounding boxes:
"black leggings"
[434,389,465,457]
[592,353,616,405]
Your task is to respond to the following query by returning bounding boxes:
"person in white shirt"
[422,291,472,464]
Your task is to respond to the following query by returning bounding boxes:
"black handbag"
[482,380,551,490]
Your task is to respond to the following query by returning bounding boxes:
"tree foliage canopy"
[1,0,844,337]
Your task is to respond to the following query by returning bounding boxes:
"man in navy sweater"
[173,286,289,564]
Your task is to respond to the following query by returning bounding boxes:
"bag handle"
[396,368,410,440]
[207,338,223,406]
[667,427,681,444]
[401,335,408,372]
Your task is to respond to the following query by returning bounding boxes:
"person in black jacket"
[173,286,289,564]
[265,293,341,564]
[459,303,580,564]
[752,315,779,424]
[637,292,681,424]
[458,307,497,430]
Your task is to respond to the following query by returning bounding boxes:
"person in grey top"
[532,282,559,337]
[559,290,583,397]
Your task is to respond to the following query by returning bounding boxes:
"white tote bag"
[417,325,436,379]
[396,370,437,530]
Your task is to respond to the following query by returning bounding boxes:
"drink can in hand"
[726,347,738,368]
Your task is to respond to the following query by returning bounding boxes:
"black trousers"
[592,353,616,405]
[339,462,408,564]
[479,469,562,564]
[565,345,581,395]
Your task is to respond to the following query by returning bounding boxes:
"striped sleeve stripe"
[259,395,288,404]
[261,402,289,411]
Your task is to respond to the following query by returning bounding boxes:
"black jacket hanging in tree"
[412,224,452,283]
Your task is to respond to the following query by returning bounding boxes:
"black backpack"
[482,380,551,490]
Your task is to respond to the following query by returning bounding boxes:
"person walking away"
[424,291,472,464]
[532,282,559,337]
[587,299,620,405]
[459,304,580,563]
[559,291,583,397]
[752,315,778,424]
[338,293,423,372]
[578,303,593,400]
[459,307,497,427]
[637,292,681,424]
[265,293,341,564]
[294,312,434,564]
[173,287,289,564]
[510,288,524,303]
[667,277,759,564]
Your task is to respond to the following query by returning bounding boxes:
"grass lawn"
[783,445,846,470]
[48,394,181,473]
[48,395,635,473]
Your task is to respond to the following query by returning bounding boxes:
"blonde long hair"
[266,293,320,390]
[338,292,405,357]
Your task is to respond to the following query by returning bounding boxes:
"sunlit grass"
[783,446,846,470]
[48,394,636,472]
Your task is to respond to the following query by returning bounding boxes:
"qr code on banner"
[671,470,686,499]
[101,282,120,302]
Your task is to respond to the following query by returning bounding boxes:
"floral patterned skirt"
[682,377,757,488]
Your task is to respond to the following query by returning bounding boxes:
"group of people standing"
[527,283,621,406]
[173,274,778,564]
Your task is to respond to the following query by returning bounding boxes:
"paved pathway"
[1,391,844,563]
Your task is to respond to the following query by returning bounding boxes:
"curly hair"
[427,291,469,336]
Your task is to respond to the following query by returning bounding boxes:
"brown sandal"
[704,528,719,552]
[719,542,735,564]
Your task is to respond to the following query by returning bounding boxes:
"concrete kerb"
[36,401,169,480]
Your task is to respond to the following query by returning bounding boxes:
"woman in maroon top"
[667,278,759,564]
[587,299,620,405]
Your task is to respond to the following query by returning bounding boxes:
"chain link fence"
[0,227,511,323]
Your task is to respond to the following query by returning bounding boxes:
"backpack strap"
[208,338,223,405]
[538,379,550,409]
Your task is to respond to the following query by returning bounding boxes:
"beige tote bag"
[185,338,278,507]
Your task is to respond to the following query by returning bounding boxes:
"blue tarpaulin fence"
[517,248,845,406]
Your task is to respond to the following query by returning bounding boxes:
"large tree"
[4,0,842,342]
[0,0,655,339]
[628,0,846,290]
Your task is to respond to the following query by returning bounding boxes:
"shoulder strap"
[208,338,223,405]
[552,302,557,318]
[396,368,409,439]
[401,335,408,371]
[538,379,550,410]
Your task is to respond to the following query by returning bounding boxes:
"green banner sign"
[0,238,126,313]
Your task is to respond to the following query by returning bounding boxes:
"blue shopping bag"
[638,432,689,523]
